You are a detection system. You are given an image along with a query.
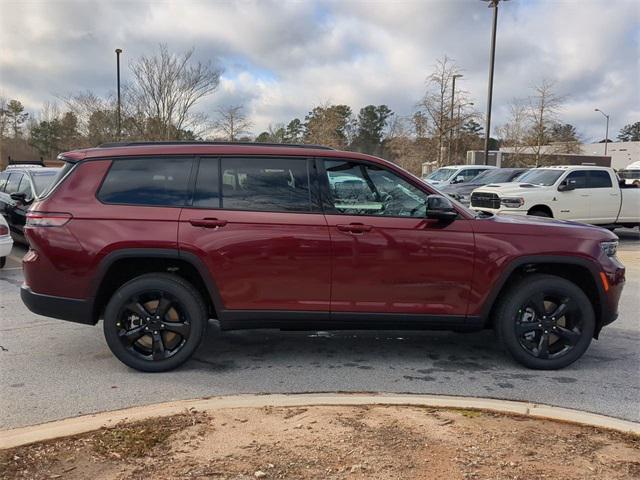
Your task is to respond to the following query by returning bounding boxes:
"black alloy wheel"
[104,273,207,372]
[495,274,595,370]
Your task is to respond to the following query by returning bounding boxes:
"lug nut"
[154,331,158,334]
[156,316,160,319]
[161,324,165,328]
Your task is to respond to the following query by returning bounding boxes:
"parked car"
[0,164,61,243]
[469,165,640,228]
[0,215,12,269]
[423,164,497,188]
[441,168,528,206]
[21,143,624,372]
[617,160,640,186]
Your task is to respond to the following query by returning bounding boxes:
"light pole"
[481,0,509,165]
[448,74,463,163]
[115,48,122,140]
[595,108,610,156]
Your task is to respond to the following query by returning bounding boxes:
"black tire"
[0,257,5,269]
[103,273,207,372]
[494,274,595,370]
[528,209,551,218]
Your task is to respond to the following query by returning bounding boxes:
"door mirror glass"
[425,195,458,223]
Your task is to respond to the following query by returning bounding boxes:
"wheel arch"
[91,249,223,323]
[527,204,554,217]
[481,255,607,338]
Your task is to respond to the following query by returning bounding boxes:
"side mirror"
[452,175,465,184]
[557,180,576,192]
[426,195,458,223]
[10,192,27,203]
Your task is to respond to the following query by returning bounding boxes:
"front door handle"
[189,218,228,228]
[336,223,372,233]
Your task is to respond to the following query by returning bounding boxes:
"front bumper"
[470,207,528,216]
[0,235,12,258]
[20,285,96,325]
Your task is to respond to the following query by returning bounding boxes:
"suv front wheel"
[495,274,595,370]
[103,273,207,372]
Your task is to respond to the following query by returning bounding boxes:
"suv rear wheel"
[103,273,207,372]
[495,274,595,370]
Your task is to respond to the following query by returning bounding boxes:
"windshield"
[31,172,58,195]
[469,169,524,184]
[516,169,564,186]
[426,167,457,181]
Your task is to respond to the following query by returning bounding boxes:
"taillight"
[0,225,8,236]
[26,212,73,227]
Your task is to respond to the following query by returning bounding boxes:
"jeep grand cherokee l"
[20,142,625,372]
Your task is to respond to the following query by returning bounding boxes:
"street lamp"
[448,74,463,163]
[115,48,123,140]
[595,108,610,156]
[481,0,509,165]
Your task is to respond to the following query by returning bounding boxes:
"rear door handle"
[336,223,372,233]
[189,218,228,228]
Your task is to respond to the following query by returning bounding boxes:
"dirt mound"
[2,405,639,479]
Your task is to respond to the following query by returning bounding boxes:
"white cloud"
[0,0,638,142]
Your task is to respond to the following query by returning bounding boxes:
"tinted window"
[99,157,193,206]
[193,159,220,208]
[324,160,428,217]
[0,172,8,192]
[565,171,587,189]
[588,170,612,188]
[5,173,22,194]
[220,157,310,212]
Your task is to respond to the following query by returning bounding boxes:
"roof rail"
[7,156,45,167]
[97,141,335,150]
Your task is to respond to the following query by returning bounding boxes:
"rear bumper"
[20,285,96,325]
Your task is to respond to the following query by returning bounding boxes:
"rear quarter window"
[98,157,193,206]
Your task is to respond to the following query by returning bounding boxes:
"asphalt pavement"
[1,229,638,429]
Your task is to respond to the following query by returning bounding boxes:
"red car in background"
[20,142,624,371]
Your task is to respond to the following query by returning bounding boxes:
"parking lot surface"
[1,229,638,429]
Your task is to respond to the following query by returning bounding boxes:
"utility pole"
[115,48,123,140]
[595,108,610,156]
[448,74,463,163]
[481,0,509,165]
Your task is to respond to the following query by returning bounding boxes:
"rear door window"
[587,170,613,188]
[98,157,193,206]
[218,157,311,212]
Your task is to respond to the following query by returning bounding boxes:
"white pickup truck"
[469,165,640,228]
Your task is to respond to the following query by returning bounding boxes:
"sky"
[0,0,638,143]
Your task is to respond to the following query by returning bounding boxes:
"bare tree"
[497,100,530,166]
[417,56,467,166]
[527,79,565,165]
[129,44,222,140]
[213,105,253,142]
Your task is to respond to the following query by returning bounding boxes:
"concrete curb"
[1,393,638,449]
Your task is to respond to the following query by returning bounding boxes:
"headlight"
[500,197,525,208]
[600,240,618,257]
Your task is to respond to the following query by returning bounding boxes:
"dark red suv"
[20,142,625,371]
